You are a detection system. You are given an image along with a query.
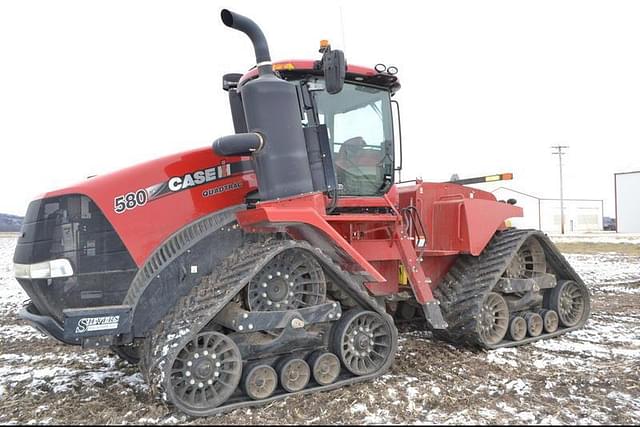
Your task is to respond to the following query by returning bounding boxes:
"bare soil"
[1,239,638,424]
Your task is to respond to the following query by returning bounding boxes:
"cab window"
[312,82,394,196]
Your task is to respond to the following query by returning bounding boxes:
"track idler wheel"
[165,331,242,416]
[545,280,590,328]
[538,309,559,333]
[277,356,310,393]
[243,364,278,400]
[308,351,340,386]
[507,315,527,341]
[477,292,509,346]
[524,312,543,337]
[331,309,394,376]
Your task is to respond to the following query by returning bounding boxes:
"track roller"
[307,351,340,386]
[538,309,559,333]
[243,364,278,400]
[524,312,543,337]
[507,315,527,341]
[277,356,310,393]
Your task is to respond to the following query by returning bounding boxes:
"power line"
[551,145,569,234]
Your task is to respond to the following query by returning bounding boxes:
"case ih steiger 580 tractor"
[13,9,590,416]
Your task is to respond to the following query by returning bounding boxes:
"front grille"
[14,194,137,323]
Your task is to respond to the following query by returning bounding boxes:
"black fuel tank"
[241,71,314,200]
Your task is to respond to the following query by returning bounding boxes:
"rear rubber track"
[433,228,590,349]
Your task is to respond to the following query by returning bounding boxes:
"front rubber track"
[141,237,397,417]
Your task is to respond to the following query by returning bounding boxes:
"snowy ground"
[0,234,639,424]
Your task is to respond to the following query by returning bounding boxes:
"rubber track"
[433,228,590,349]
[141,237,397,416]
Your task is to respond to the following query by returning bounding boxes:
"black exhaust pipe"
[216,9,314,201]
[212,133,263,157]
[220,9,272,75]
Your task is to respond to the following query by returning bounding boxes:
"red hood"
[41,146,256,267]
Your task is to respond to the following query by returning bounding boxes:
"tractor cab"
[224,51,401,200]
[306,77,395,196]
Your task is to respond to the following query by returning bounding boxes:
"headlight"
[14,259,74,279]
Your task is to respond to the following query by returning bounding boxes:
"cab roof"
[239,60,401,94]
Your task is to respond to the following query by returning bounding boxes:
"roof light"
[14,259,74,279]
[319,39,331,53]
[374,63,387,73]
[387,66,398,75]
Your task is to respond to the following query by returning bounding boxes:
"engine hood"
[36,146,256,266]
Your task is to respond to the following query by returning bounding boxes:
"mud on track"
[1,236,639,424]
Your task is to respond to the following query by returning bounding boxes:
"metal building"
[491,187,603,234]
[615,170,640,233]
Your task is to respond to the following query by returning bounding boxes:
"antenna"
[339,5,347,52]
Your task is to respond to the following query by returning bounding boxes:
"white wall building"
[491,187,603,234]
[615,170,640,233]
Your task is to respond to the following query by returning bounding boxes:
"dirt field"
[1,234,639,424]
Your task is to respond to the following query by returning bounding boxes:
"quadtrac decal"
[113,159,253,213]
[75,315,120,333]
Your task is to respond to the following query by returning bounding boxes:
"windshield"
[311,82,394,196]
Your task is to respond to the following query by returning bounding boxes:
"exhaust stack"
[215,9,314,201]
[220,10,271,73]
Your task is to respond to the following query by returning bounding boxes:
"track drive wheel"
[246,249,326,311]
[544,280,590,328]
[164,331,242,416]
[331,309,394,376]
[504,237,547,278]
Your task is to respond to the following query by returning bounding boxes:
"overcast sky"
[1,0,639,216]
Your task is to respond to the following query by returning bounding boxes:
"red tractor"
[13,9,589,416]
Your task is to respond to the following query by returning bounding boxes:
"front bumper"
[18,302,80,345]
[18,302,132,346]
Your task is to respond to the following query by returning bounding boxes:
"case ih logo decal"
[114,160,253,213]
[168,163,232,192]
[75,315,120,333]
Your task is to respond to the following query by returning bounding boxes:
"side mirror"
[322,49,346,94]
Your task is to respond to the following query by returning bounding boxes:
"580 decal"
[114,189,148,213]
[112,160,253,213]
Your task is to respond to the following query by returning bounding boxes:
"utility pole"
[551,145,569,234]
